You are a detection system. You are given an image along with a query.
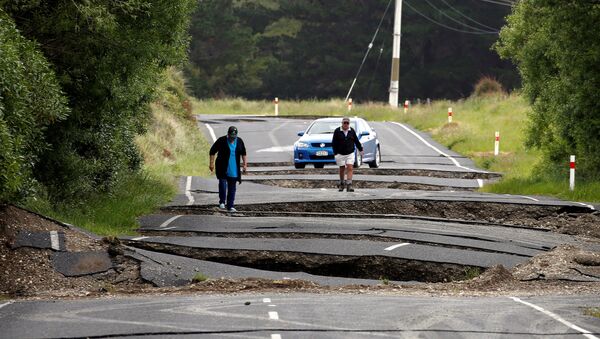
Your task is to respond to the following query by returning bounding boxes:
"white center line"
[268,311,279,320]
[159,215,182,228]
[131,236,149,241]
[262,298,271,303]
[390,122,475,172]
[205,123,217,142]
[185,176,194,206]
[510,297,599,339]
[384,243,410,251]
[49,231,60,251]
[271,334,282,339]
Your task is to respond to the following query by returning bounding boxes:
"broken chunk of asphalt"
[52,251,113,277]
[138,214,560,257]
[12,230,65,251]
[121,236,526,282]
[126,247,404,287]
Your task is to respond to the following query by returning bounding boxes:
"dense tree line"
[496,0,600,178]
[0,1,195,202]
[186,0,518,101]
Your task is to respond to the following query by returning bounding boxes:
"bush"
[0,11,69,202]
[472,76,505,97]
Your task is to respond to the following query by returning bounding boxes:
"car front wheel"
[294,163,306,169]
[368,146,381,168]
[354,152,362,168]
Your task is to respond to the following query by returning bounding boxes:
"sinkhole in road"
[125,241,481,283]
[246,179,473,191]
[246,168,501,180]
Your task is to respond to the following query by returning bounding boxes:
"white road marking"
[390,122,475,172]
[574,202,595,210]
[262,298,271,303]
[256,145,294,153]
[0,301,13,310]
[161,227,176,230]
[49,231,60,251]
[520,195,540,202]
[271,334,282,339]
[160,215,182,228]
[204,123,217,142]
[268,304,277,307]
[131,236,148,241]
[384,243,410,251]
[268,311,279,320]
[476,179,484,188]
[185,176,194,206]
[268,121,289,147]
[510,297,599,339]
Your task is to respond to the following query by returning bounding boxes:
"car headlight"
[295,142,310,149]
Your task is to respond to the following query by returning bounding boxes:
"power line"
[439,0,500,31]
[423,0,498,33]
[404,0,499,35]
[345,0,394,101]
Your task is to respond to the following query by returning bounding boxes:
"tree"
[0,10,69,202]
[3,1,196,200]
[496,0,600,177]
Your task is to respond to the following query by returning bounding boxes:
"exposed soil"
[247,179,474,191]
[247,168,501,180]
[2,204,599,300]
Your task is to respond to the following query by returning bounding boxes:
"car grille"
[311,142,332,148]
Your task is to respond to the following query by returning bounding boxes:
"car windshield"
[306,120,357,134]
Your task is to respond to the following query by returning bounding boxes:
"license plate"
[316,150,328,156]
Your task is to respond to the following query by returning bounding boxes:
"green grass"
[193,96,600,203]
[24,68,212,236]
[192,272,209,282]
[584,307,600,319]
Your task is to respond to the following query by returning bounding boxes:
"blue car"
[293,117,381,169]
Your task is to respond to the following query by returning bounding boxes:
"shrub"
[0,11,69,202]
[472,76,505,97]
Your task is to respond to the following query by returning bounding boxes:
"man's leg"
[346,164,354,191]
[218,178,227,206]
[338,166,345,191]
[226,177,237,210]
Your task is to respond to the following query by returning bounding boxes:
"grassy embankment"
[25,68,211,236]
[194,96,600,203]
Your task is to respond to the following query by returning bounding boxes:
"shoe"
[338,183,345,192]
[219,203,225,209]
[228,207,237,212]
[346,184,354,192]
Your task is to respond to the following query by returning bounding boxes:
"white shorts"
[335,153,355,166]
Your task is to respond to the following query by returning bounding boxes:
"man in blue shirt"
[209,126,247,212]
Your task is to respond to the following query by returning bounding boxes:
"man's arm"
[353,129,364,154]
[242,155,248,173]
[209,154,215,173]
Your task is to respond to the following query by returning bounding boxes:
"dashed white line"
[262,298,271,303]
[476,179,484,188]
[159,215,182,228]
[510,297,599,339]
[131,236,149,241]
[204,123,217,142]
[268,311,279,320]
[384,243,410,251]
[0,301,13,310]
[49,231,60,251]
[390,122,475,172]
[271,334,282,339]
[185,176,194,206]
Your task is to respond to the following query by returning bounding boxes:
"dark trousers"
[218,177,237,209]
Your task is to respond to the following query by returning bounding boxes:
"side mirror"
[360,131,370,137]
[297,131,305,137]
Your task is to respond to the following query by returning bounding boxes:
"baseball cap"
[227,126,238,137]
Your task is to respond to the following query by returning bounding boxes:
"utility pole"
[388,0,402,107]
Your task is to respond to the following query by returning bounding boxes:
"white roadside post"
[570,155,576,191]
[348,98,353,111]
[274,97,279,116]
[403,100,409,114]
[448,107,453,123]
[494,131,500,156]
